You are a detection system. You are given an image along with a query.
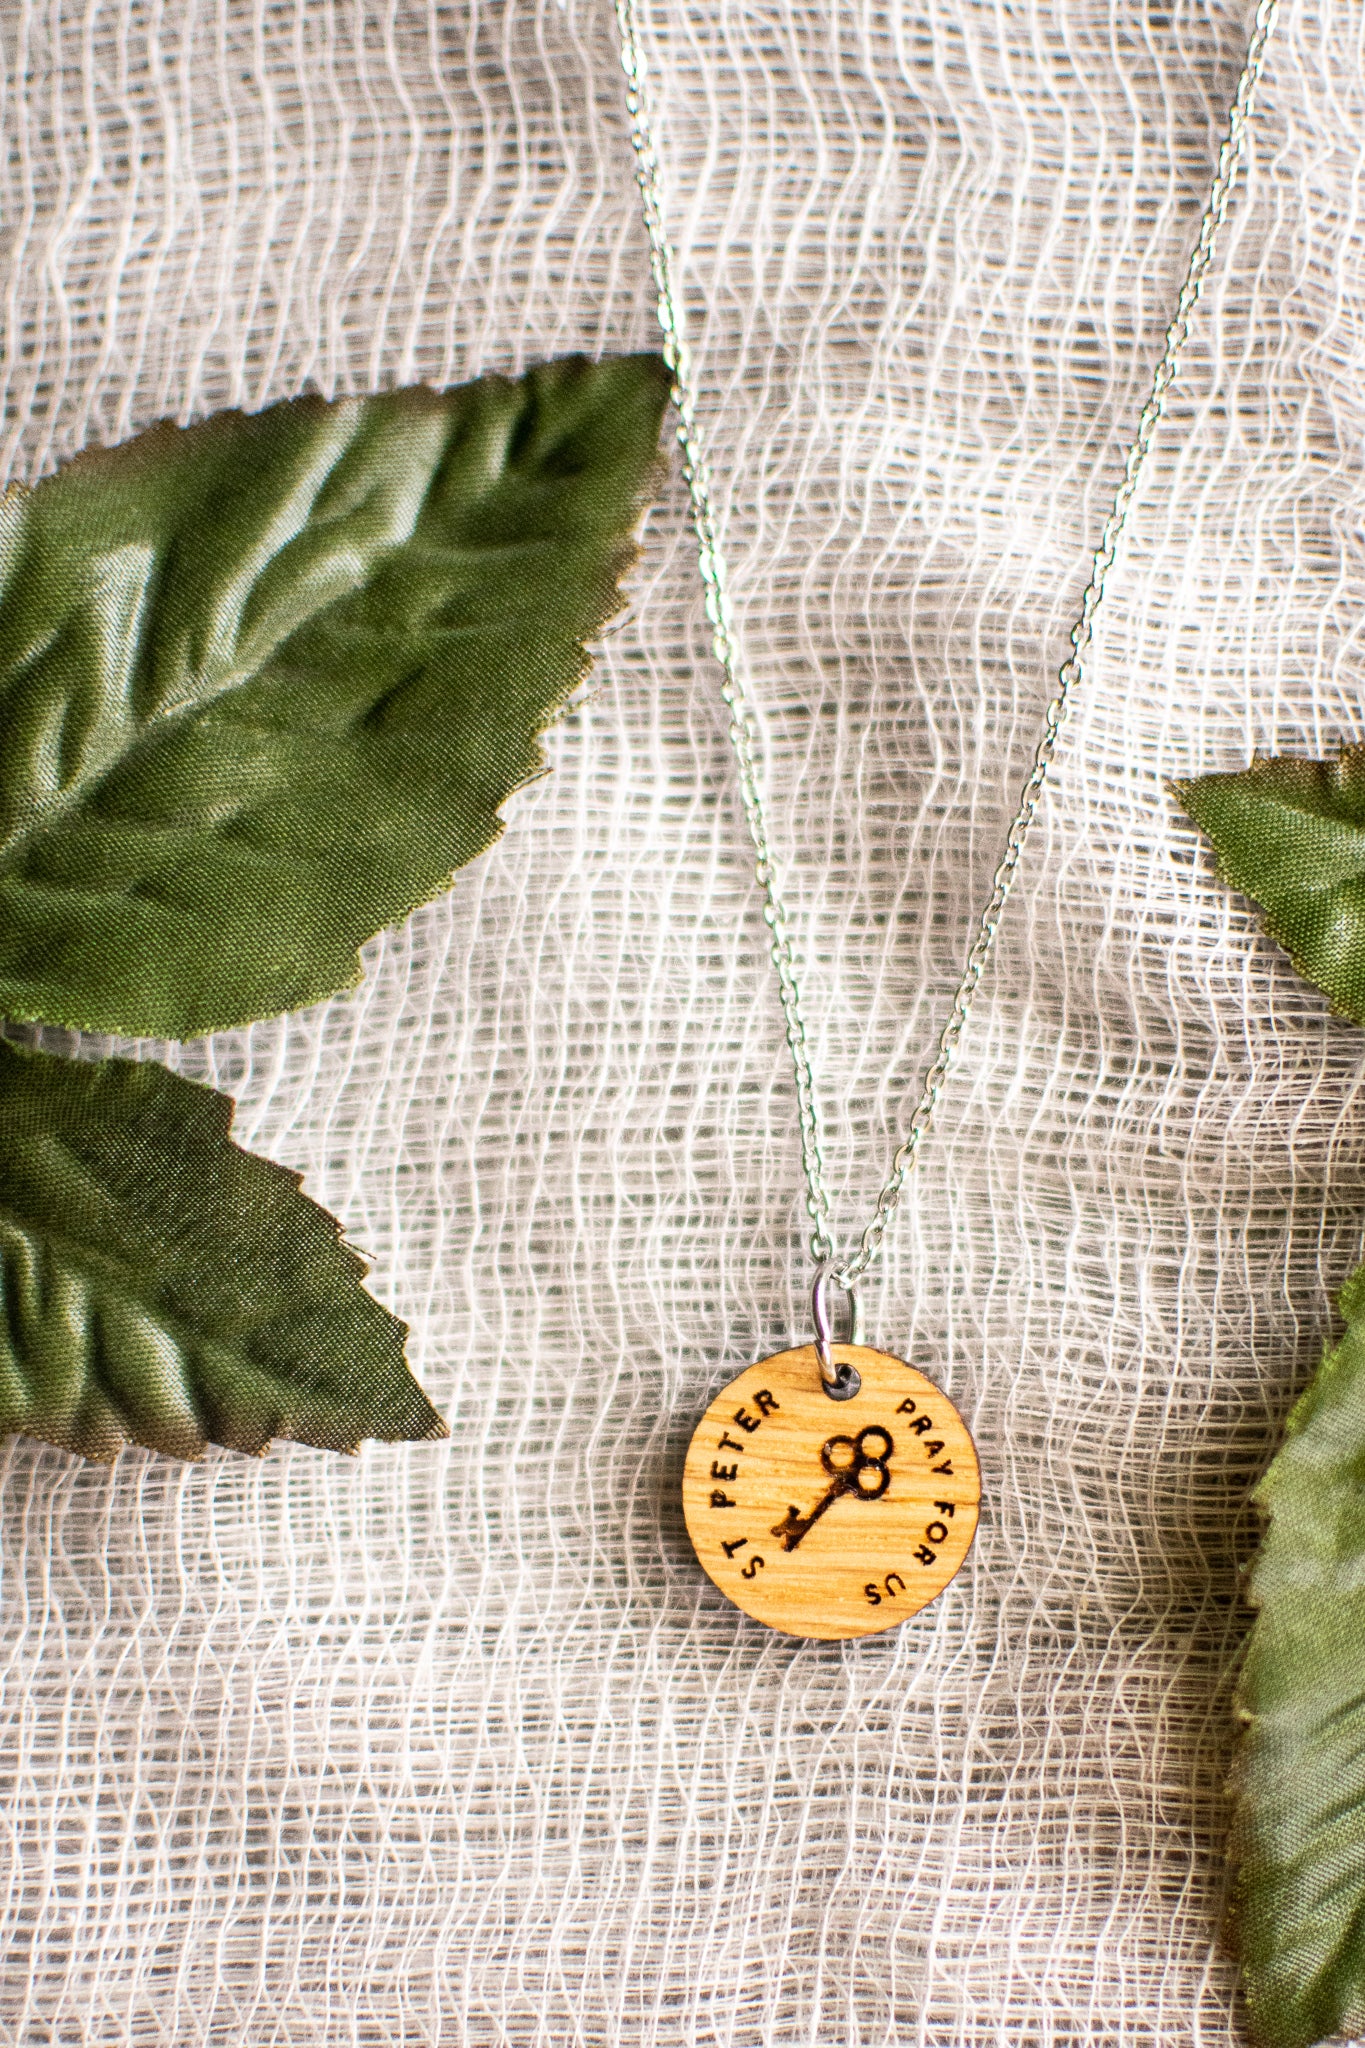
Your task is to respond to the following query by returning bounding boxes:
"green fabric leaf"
[1176,748,1365,1026]
[1230,1258,1365,2048]
[0,1038,444,1461]
[0,353,669,1038]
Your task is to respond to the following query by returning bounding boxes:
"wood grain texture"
[682,1344,980,1640]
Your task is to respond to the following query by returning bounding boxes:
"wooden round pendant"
[682,1343,980,1640]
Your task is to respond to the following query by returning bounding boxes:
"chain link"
[617,0,1281,1289]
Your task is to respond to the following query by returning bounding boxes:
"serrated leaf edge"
[1173,760,1365,1027]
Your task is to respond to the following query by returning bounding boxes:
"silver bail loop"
[812,1265,863,1394]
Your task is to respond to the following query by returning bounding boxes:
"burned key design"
[683,1348,979,1638]
[770,1425,894,1552]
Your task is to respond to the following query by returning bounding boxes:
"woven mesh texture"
[0,0,1360,2040]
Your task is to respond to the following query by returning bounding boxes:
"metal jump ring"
[812,1265,863,1398]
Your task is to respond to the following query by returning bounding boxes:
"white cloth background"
[0,0,1360,2040]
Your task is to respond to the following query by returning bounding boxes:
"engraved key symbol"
[770,1426,894,1552]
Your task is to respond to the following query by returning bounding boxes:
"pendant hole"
[823,1361,861,1402]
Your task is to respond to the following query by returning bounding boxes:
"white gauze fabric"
[0,0,1361,2041]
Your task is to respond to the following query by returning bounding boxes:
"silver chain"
[617,0,1281,1297]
